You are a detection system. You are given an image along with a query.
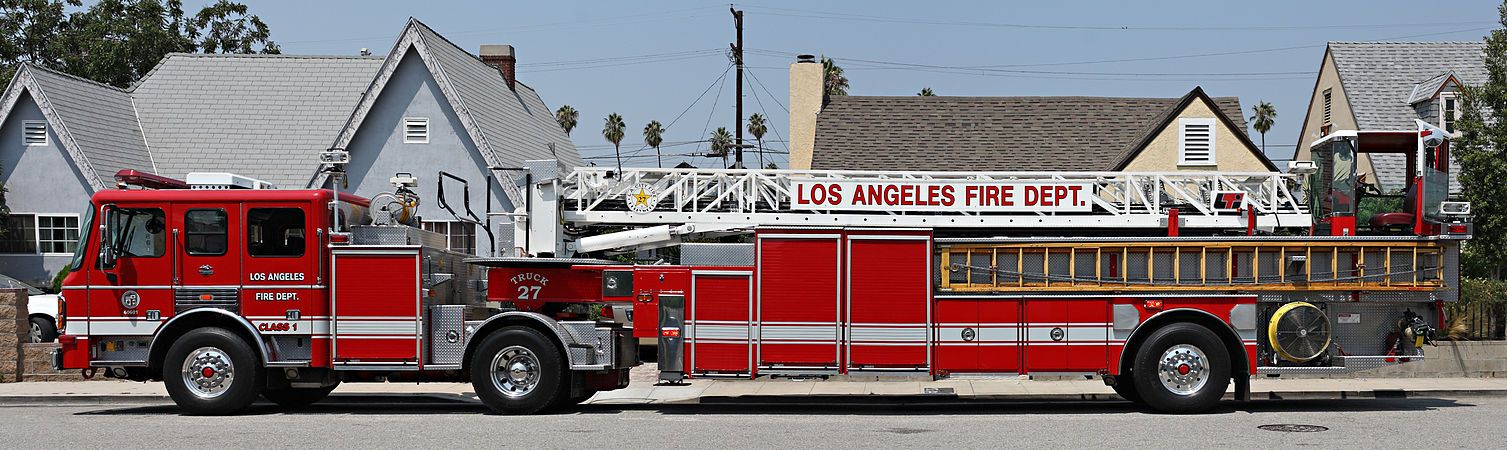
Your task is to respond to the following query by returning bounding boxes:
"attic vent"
[1322,88,1333,125]
[22,121,47,145]
[404,117,429,144]
[1178,118,1216,165]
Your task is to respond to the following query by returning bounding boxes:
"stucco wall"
[787,61,823,170]
[1119,99,1270,172]
[1295,50,1362,169]
[0,93,93,286]
[343,49,511,256]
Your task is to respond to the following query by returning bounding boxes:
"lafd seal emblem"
[625,182,659,214]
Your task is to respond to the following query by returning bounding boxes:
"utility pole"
[730,6,744,168]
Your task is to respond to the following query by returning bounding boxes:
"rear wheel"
[262,383,339,408]
[162,327,263,415]
[1131,323,1230,414]
[470,327,566,414]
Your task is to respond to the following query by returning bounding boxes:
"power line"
[741,5,1495,32]
[520,49,724,67]
[744,67,790,114]
[281,6,721,45]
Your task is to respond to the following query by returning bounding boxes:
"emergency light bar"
[114,169,190,190]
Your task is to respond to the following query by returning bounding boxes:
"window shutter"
[1178,118,1216,165]
[23,121,47,145]
[404,118,429,144]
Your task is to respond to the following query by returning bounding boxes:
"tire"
[1131,323,1231,414]
[470,326,566,414]
[29,316,57,343]
[1111,374,1143,404]
[162,327,264,415]
[262,383,339,408]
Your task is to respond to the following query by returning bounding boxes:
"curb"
[1,389,1504,407]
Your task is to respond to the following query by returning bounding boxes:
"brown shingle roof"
[811,88,1249,172]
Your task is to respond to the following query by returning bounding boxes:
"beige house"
[786,60,1274,173]
[1292,42,1481,194]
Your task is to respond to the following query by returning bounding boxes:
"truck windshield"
[65,206,94,272]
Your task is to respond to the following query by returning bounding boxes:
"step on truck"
[53,120,1469,414]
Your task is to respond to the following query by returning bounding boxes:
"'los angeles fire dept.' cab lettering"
[249,272,305,281]
[254,292,299,301]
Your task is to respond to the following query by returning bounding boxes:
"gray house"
[0,18,578,285]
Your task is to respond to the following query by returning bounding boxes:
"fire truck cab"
[54,170,635,415]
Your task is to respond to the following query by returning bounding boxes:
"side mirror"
[98,205,118,270]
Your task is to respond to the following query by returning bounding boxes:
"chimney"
[788,54,823,170]
[480,44,517,90]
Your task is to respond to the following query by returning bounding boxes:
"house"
[785,59,1274,173]
[0,18,578,285]
[1292,42,1483,194]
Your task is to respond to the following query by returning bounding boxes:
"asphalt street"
[3,395,1505,448]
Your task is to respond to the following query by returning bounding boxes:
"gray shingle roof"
[1328,42,1481,194]
[23,65,153,185]
[131,54,384,187]
[811,90,1249,171]
[1407,71,1456,104]
[409,21,581,169]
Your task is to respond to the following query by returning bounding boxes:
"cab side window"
[110,208,166,258]
[247,208,305,257]
[184,209,228,256]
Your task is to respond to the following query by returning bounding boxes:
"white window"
[1178,118,1216,165]
[1440,92,1459,134]
[1321,88,1333,126]
[404,117,429,144]
[0,213,79,254]
[22,121,47,145]
[421,220,475,254]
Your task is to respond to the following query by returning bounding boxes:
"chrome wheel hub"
[491,346,541,398]
[182,347,235,399]
[29,322,42,343]
[1158,344,1208,396]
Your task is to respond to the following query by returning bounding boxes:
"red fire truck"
[53,121,1469,415]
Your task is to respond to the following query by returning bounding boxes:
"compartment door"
[845,234,930,372]
[689,270,753,376]
[1024,298,1110,373]
[331,248,420,367]
[757,232,841,372]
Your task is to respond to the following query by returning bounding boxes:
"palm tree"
[1250,101,1277,154]
[555,105,578,136]
[746,113,768,168]
[708,127,733,168]
[918,88,935,96]
[821,56,848,96]
[602,113,626,174]
[643,120,665,168]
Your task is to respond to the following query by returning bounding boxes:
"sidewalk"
[3,376,1505,405]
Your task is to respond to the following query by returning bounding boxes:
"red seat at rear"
[1370,212,1414,229]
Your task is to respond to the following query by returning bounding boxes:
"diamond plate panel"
[428,305,467,365]
[269,336,313,361]
[680,243,754,266]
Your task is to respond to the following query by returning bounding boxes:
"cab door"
[240,204,316,360]
[87,203,173,362]
[173,204,241,312]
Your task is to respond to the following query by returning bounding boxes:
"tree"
[555,105,578,136]
[602,113,625,174]
[746,113,767,168]
[708,127,733,168]
[1455,2,1507,279]
[1249,101,1277,154]
[821,56,848,96]
[192,0,279,54]
[642,120,665,168]
[918,87,935,96]
[1,0,279,88]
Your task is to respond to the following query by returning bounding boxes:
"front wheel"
[262,383,339,408]
[470,326,566,414]
[30,316,57,343]
[1131,323,1231,414]
[162,327,263,415]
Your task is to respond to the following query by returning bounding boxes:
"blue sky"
[227,0,1503,168]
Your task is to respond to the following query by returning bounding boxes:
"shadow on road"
[69,395,1476,417]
